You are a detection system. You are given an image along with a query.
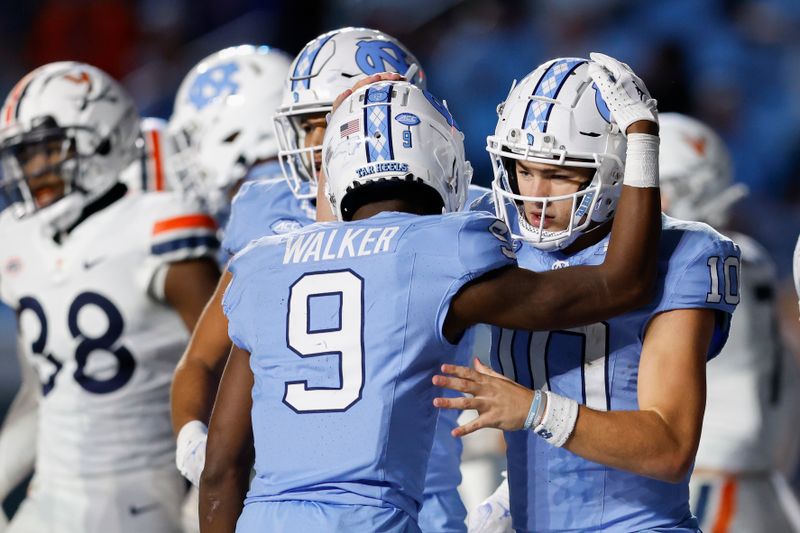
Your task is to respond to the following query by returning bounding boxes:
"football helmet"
[119,117,177,193]
[274,27,427,200]
[659,112,745,227]
[0,61,140,231]
[168,45,291,215]
[486,58,626,250]
[323,80,471,221]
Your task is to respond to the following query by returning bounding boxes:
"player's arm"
[164,258,221,331]
[199,344,254,533]
[437,308,712,482]
[446,170,658,339]
[561,308,710,481]
[170,269,233,486]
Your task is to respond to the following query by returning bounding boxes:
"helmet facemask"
[273,107,327,200]
[0,120,102,221]
[486,58,626,250]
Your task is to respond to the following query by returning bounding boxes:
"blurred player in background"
[660,112,800,533]
[441,54,738,532]
[165,43,291,532]
[200,76,661,532]
[0,61,219,533]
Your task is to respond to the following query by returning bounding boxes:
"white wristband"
[533,391,579,447]
[623,133,659,189]
[176,420,208,487]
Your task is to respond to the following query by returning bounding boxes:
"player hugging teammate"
[5,23,785,533]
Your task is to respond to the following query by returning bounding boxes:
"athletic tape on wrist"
[533,391,578,447]
[623,133,659,189]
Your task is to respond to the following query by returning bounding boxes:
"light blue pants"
[236,500,421,533]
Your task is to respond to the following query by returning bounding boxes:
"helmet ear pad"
[340,175,443,221]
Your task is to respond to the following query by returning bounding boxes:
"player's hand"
[588,52,658,136]
[433,358,533,437]
[467,476,512,533]
[330,72,405,116]
[176,420,207,487]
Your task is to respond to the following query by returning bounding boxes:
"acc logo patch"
[271,219,303,235]
[395,113,420,126]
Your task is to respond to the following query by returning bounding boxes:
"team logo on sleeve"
[271,218,303,235]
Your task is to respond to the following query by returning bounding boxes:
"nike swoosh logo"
[82,257,105,270]
[129,503,160,516]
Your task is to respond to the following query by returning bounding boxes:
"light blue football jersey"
[222,210,516,522]
[485,212,740,532]
[221,172,316,259]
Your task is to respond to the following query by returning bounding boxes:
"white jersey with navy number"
[221,170,315,259]
[484,212,740,533]
[223,211,516,521]
[695,232,787,472]
[0,191,218,478]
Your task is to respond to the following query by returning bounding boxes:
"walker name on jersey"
[283,226,400,264]
[355,162,409,178]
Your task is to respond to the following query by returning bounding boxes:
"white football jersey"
[695,231,794,471]
[0,190,217,478]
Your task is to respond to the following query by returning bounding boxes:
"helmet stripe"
[291,33,335,91]
[363,85,394,163]
[3,70,37,126]
[521,59,586,133]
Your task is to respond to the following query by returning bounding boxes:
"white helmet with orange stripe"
[659,112,746,228]
[168,45,291,215]
[120,117,177,194]
[0,61,140,231]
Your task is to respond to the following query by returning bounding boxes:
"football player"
[437,55,740,532]
[199,71,660,532]
[170,28,475,533]
[165,43,291,532]
[660,113,800,533]
[0,62,220,533]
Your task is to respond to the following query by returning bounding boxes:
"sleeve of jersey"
[220,252,253,353]
[435,213,518,345]
[150,206,219,264]
[657,234,742,360]
[221,181,259,259]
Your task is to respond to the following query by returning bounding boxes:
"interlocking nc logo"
[537,428,553,440]
[188,62,240,110]
[355,40,412,77]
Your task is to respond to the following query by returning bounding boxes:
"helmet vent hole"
[96,138,111,155]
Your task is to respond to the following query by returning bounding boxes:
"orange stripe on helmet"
[3,71,37,126]
[146,129,165,191]
[153,214,216,235]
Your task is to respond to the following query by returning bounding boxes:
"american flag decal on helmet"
[340,118,359,138]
